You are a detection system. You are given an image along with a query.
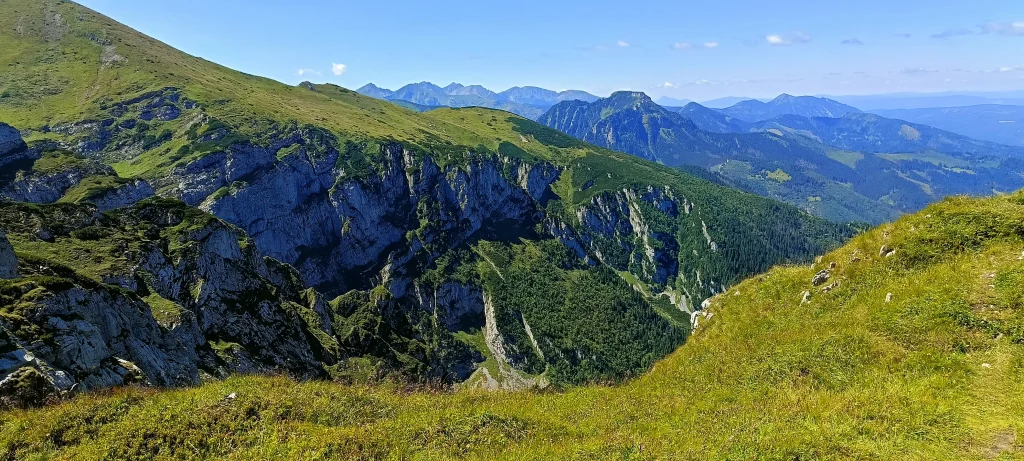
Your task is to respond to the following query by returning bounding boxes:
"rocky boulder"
[811,269,831,286]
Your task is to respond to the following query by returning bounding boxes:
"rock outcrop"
[0,200,336,400]
[87,178,155,211]
[412,282,484,330]
[0,230,17,279]
[0,123,27,164]
[0,162,111,204]
[193,139,559,298]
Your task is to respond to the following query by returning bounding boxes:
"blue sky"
[77,0,1024,100]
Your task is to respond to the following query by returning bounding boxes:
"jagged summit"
[353,81,599,118]
[354,82,394,99]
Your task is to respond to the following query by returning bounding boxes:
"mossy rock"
[0,367,57,410]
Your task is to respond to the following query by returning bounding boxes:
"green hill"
[4,187,1024,459]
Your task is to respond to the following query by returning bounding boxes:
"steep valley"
[5,164,1024,460]
[0,0,850,395]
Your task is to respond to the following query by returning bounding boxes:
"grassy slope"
[1,1,453,143]
[4,192,1024,459]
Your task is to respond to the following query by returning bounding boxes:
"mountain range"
[0,0,850,398]
[716,94,863,121]
[871,105,1024,147]
[5,1,1024,458]
[540,92,1024,224]
[356,82,599,119]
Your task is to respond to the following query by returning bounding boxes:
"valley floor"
[5,193,1024,460]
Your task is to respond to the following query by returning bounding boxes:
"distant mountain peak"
[656,96,695,107]
[355,83,395,99]
[609,91,654,103]
[720,94,863,122]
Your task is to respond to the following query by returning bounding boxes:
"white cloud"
[765,33,811,46]
[703,42,719,49]
[617,40,630,47]
[901,67,939,75]
[659,82,678,88]
[983,21,1024,36]
[331,63,347,76]
[296,68,321,77]
[840,38,865,46]
[931,28,976,39]
[673,42,692,50]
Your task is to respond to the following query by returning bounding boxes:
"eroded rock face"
[0,201,336,397]
[0,230,17,279]
[570,187,683,287]
[412,282,485,330]
[87,179,155,211]
[164,129,726,315]
[11,284,200,391]
[193,139,559,297]
[0,162,113,204]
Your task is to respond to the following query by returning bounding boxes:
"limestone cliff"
[0,200,335,404]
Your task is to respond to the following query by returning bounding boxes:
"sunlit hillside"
[4,191,1024,459]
